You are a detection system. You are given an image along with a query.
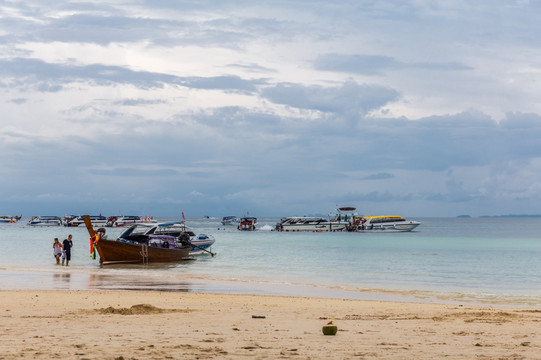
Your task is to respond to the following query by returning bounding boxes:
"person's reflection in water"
[53,272,71,289]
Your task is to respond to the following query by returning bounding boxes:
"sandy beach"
[1,290,540,359]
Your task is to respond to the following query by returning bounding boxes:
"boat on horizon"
[238,216,257,231]
[106,215,157,227]
[65,215,108,227]
[221,216,239,225]
[356,215,421,232]
[275,206,358,232]
[27,216,63,226]
[0,215,21,223]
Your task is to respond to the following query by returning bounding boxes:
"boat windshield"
[118,224,154,238]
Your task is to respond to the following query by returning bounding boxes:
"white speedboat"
[275,216,344,231]
[221,216,239,225]
[357,215,421,232]
[114,222,215,255]
[109,215,157,227]
[27,216,63,226]
[65,215,108,227]
[275,206,359,232]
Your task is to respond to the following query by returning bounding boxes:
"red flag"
[181,211,185,221]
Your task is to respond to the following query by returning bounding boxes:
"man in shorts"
[62,234,73,266]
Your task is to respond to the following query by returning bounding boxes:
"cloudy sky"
[1,0,541,218]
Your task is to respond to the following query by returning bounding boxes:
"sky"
[2,0,541,218]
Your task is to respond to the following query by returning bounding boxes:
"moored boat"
[221,216,239,225]
[63,215,77,225]
[27,216,62,226]
[65,215,108,227]
[142,222,215,255]
[0,215,20,223]
[91,236,191,265]
[275,206,359,232]
[275,216,339,231]
[107,215,157,227]
[84,216,214,265]
[356,215,421,232]
[188,234,215,254]
[238,216,257,231]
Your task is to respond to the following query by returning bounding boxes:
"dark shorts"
[65,251,71,261]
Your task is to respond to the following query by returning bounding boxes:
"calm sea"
[1,216,541,306]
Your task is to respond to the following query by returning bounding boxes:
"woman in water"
[53,238,63,265]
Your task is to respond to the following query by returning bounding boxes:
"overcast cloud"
[2,0,541,218]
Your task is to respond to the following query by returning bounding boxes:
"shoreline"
[1,289,541,359]
[2,266,541,307]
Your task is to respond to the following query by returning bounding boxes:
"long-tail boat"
[83,215,192,265]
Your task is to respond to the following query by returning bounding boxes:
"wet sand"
[1,289,541,359]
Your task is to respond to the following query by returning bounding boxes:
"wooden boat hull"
[95,238,191,265]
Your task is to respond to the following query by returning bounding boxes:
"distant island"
[458,214,541,218]
[479,214,541,218]
[457,214,541,219]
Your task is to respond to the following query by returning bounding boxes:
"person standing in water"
[53,238,63,265]
[62,234,73,266]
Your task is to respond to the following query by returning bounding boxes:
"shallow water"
[1,216,541,305]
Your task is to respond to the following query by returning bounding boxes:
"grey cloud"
[314,54,473,75]
[1,5,291,48]
[362,173,394,180]
[338,191,416,204]
[92,167,179,177]
[261,80,400,118]
[226,63,277,74]
[8,98,28,104]
[115,99,168,106]
[0,58,264,93]
[36,82,63,92]
[183,76,264,92]
[357,112,541,171]
[314,54,400,75]
[424,192,478,203]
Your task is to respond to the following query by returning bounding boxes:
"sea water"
[1,217,541,306]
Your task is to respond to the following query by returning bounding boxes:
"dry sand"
[1,290,541,359]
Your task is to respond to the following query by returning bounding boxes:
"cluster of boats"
[274,207,420,233]
[221,215,258,231]
[6,206,419,267]
[25,215,157,227]
[220,207,420,233]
